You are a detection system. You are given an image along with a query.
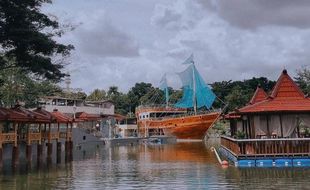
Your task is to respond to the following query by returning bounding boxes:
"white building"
[38,96,114,115]
[117,118,138,138]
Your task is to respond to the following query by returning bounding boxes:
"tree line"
[0,63,309,115]
[85,68,309,115]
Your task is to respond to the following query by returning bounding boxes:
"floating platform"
[219,147,310,168]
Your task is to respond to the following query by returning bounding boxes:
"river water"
[0,141,310,189]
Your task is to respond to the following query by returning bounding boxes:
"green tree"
[107,86,120,98]
[168,88,182,104]
[127,82,154,111]
[211,77,275,111]
[0,0,74,81]
[295,66,310,95]
[225,85,252,111]
[62,90,87,100]
[87,89,106,101]
[140,88,164,105]
[0,68,62,107]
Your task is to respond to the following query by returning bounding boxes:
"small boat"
[136,55,222,139]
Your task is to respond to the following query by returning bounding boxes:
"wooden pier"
[0,106,74,167]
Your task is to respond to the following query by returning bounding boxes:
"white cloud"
[44,0,310,94]
[196,0,310,29]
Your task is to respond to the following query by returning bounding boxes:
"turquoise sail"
[175,64,216,109]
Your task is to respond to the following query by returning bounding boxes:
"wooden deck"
[221,136,310,158]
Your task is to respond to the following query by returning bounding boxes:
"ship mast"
[192,62,197,115]
[165,86,169,108]
[160,73,169,108]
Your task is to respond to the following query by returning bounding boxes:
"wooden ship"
[136,55,221,139]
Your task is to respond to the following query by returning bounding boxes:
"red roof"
[13,106,51,123]
[0,108,9,120]
[33,107,55,122]
[51,109,73,123]
[0,107,33,122]
[76,112,101,121]
[249,86,268,105]
[0,106,49,122]
[238,70,310,113]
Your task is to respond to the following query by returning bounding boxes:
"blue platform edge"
[219,147,310,167]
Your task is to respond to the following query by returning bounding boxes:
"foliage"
[295,66,310,95]
[211,77,276,112]
[127,82,154,110]
[106,86,130,115]
[62,91,87,100]
[235,130,246,139]
[86,89,106,101]
[304,128,310,137]
[225,85,252,111]
[0,0,74,81]
[140,88,164,105]
[168,88,183,104]
[212,121,229,135]
[0,68,62,107]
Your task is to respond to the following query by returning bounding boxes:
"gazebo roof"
[50,109,73,123]
[0,107,33,122]
[249,85,268,105]
[32,107,55,122]
[0,108,9,120]
[238,69,310,114]
[13,106,51,123]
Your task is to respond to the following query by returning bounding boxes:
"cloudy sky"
[43,0,310,93]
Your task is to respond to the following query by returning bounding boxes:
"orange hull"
[138,112,220,139]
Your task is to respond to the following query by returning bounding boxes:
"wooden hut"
[220,70,310,167]
[0,106,75,167]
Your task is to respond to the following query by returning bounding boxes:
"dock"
[102,136,176,146]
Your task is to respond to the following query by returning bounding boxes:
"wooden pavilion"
[0,106,74,166]
[220,70,310,167]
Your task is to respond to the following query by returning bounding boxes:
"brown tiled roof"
[51,109,73,123]
[0,106,42,122]
[33,107,54,122]
[13,106,51,123]
[249,86,268,105]
[238,69,310,113]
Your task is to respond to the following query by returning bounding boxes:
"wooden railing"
[1,133,17,143]
[28,132,41,142]
[59,132,72,139]
[221,136,310,157]
[41,132,59,140]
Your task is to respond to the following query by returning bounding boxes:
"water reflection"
[0,141,310,189]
